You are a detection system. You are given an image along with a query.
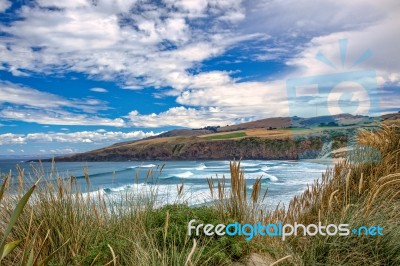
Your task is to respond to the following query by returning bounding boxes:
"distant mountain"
[43,112,397,162]
[217,113,373,132]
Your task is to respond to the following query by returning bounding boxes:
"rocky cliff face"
[53,136,324,162]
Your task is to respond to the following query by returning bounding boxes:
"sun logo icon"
[315,39,372,70]
[286,38,381,163]
[287,38,379,118]
[314,39,377,116]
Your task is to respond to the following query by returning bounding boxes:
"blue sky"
[0,0,399,156]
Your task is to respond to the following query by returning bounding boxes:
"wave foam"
[85,182,213,207]
[195,163,207,170]
[240,162,259,167]
[261,166,270,171]
[127,164,157,169]
[264,173,278,182]
[175,171,194,178]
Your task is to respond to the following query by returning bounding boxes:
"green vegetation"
[203,132,247,140]
[1,123,400,265]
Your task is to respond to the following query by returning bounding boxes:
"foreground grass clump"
[262,124,400,265]
[0,165,254,265]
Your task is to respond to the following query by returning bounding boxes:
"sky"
[0,0,399,156]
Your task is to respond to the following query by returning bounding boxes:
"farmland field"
[202,132,247,140]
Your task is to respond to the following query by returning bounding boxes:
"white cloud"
[90,88,108,93]
[0,0,253,90]
[36,0,89,9]
[0,107,126,127]
[0,81,108,112]
[10,3,121,51]
[164,0,209,18]
[0,0,11,13]
[37,148,77,154]
[0,82,125,126]
[0,130,160,145]
[128,106,258,128]
[0,82,75,108]
[48,148,77,154]
[163,0,245,22]
[162,71,292,123]
[0,133,25,145]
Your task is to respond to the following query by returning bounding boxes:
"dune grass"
[1,123,400,265]
[0,162,257,265]
[262,124,400,265]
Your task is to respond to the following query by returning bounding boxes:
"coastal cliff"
[53,136,329,162]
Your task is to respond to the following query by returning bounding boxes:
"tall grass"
[263,123,400,265]
[206,124,400,265]
[207,161,267,223]
[0,166,232,265]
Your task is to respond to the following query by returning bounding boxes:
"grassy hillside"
[203,132,247,140]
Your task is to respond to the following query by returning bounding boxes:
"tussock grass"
[261,123,400,265]
[205,124,400,265]
[207,161,267,223]
[0,166,241,265]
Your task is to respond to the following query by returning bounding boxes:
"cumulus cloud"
[0,133,25,145]
[0,130,160,145]
[175,74,289,116]
[128,106,241,128]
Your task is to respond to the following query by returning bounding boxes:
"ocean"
[0,160,331,210]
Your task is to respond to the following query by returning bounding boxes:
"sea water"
[0,160,331,210]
